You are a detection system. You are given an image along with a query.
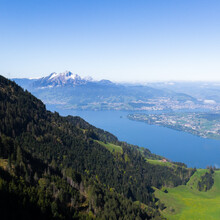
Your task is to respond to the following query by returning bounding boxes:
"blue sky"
[0,0,220,81]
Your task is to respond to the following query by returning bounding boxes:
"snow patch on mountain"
[49,72,59,79]
[33,71,95,88]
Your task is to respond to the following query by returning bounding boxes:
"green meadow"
[95,140,123,154]
[146,159,177,168]
[155,169,220,220]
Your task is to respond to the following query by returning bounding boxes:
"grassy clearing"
[146,159,177,168]
[155,170,220,220]
[95,140,123,154]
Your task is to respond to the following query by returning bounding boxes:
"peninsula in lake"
[128,112,220,140]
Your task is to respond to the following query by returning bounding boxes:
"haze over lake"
[47,106,220,169]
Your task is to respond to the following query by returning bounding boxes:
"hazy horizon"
[1,0,220,82]
[8,70,220,84]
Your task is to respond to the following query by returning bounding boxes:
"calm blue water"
[47,107,220,168]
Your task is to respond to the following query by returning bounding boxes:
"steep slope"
[0,75,195,219]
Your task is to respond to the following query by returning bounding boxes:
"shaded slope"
[0,75,195,219]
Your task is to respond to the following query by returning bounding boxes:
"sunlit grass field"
[155,169,220,219]
[146,159,177,168]
[95,140,123,154]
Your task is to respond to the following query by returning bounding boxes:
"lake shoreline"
[46,108,220,169]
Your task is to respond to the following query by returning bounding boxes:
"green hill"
[0,75,195,219]
[155,169,220,219]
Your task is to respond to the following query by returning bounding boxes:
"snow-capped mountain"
[12,72,198,111]
[33,71,93,87]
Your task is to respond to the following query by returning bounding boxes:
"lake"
[47,107,220,168]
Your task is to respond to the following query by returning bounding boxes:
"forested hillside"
[0,75,195,219]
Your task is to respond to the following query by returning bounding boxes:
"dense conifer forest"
[0,75,195,219]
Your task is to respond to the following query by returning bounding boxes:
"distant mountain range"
[12,71,199,111]
[146,81,220,104]
[13,71,113,89]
